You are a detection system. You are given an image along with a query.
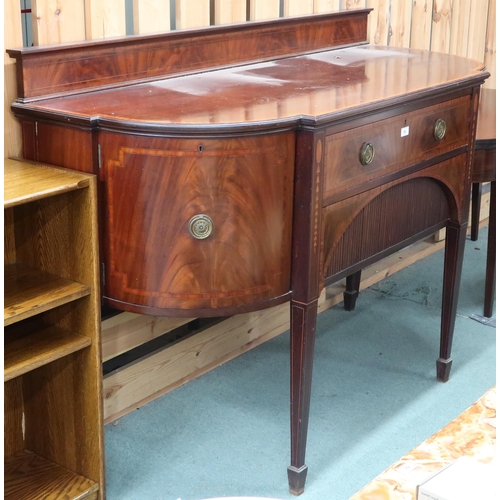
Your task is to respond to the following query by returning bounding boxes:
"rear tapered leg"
[344,270,362,311]
[484,182,495,318]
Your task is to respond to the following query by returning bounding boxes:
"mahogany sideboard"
[8,9,489,495]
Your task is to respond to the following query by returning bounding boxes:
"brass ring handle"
[188,214,214,239]
[434,118,447,140]
[359,142,375,166]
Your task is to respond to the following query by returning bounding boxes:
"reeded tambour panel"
[100,132,295,315]
[322,155,467,281]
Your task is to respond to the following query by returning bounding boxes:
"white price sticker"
[401,126,410,137]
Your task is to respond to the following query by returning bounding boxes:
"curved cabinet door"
[99,132,295,316]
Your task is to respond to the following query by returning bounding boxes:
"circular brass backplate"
[434,119,447,140]
[188,214,214,239]
[359,142,375,166]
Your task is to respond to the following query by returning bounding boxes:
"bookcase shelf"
[4,451,99,500]
[4,324,91,382]
[4,158,105,500]
[4,263,90,326]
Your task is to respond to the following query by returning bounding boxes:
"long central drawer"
[323,96,470,202]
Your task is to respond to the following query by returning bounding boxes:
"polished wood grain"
[4,450,98,500]
[4,263,90,326]
[4,158,91,207]
[4,325,91,382]
[323,96,470,200]
[35,123,95,174]
[101,132,295,315]
[7,9,369,100]
[15,46,485,135]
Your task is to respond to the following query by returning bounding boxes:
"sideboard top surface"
[17,45,487,132]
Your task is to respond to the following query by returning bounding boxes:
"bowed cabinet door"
[99,131,295,316]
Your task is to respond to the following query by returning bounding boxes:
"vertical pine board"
[176,0,210,28]
[483,0,495,89]
[467,0,489,61]
[4,0,23,159]
[314,0,340,13]
[410,0,433,50]
[214,0,246,23]
[430,0,453,53]
[31,0,86,45]
[342,0,367,8]
[284,0,314,16]
[389,0,413,48]
[85,0,127,39]
[133,0,171,34]
[367,0,390,45]
[249,0,280,20]
[449,0,472,57]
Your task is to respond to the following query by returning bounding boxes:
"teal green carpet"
[104,227,496,500]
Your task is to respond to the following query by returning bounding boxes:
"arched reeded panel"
[323,176,451,280]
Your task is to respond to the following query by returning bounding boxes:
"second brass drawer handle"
[434,118,447,140]
[360,142,375,165]
[188,214,214,239]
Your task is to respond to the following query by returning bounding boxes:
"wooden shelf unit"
[4,158,105,500]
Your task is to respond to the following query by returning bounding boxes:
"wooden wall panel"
[314,0,341,13]
[410,0,433,50]
[31,0,86,45]
[248,0,280,20]
[466,0,490,61]
[367,0,389,45]
[430,0,453,53]
[214,0,247,24]
[284,0,314,16]
[4,0,23,159]
[342,0,367,8]
[388,0,412,48]
[84,0,127,39]
[483,0,496,89]
[450,0,472,57]
[176,0,210,27]
[133,0,171,34]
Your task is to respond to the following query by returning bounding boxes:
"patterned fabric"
[350,387,496,500]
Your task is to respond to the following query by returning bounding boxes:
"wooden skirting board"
[103,192,491,424]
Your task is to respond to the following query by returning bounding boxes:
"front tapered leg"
[288,300,318,495]
[344,270,362,311]
[437,222,467,381]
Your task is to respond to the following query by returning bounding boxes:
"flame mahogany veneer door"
[100,132,295,316]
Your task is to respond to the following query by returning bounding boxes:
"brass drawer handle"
[360,142,375,165]
[188,214,214,239]
[434,118,447,140]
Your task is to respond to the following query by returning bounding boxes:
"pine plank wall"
[3,0,496,422]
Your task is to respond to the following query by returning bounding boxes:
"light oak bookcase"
[4,158,105,499]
